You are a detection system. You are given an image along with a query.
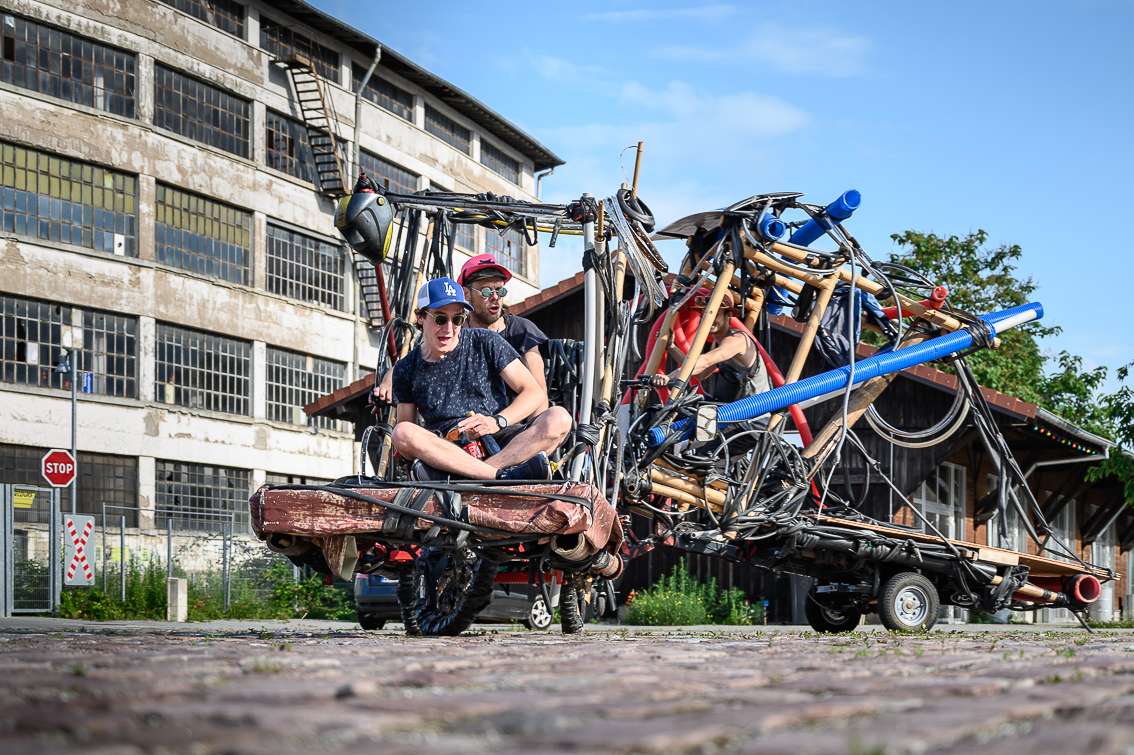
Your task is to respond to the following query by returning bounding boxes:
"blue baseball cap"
[416,276,473,311]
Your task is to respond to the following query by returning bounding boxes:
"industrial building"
[0,0,562,551]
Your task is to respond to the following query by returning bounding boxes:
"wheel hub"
[894,586,929,626]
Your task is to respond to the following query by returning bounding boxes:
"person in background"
[457,252,549,413]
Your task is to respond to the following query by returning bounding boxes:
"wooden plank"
[813,514,1113,580]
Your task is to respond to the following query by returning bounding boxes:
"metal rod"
[70,349,77,514]
[223,524,231,612]
[570,195,597,481]
[119,515,126,603]
[101,503,106,592]
[166,518,173,580]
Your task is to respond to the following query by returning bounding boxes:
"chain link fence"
[89,503,298,617]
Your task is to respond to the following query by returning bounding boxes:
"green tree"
[888,230,1134,504]
[887,230,1059,403]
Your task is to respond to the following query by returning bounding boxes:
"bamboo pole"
[802,332,930,462]
[650,466,727,508]
[672,261,736,396]
[765,240,965,333]
[630,141,644,199]
[782,274,839,385]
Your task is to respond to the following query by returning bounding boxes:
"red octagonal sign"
[41,449,77,488]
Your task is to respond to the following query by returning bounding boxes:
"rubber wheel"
[524,595,553,630]
[412,549,499,636]
[396,569,421,636]
[358,612,385,631]
[560,583,586,634]
[878,572,939,632]
[804,591,863,633]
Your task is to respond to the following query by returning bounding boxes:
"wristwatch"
[493,414,509,431]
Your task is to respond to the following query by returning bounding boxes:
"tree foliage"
[887,230,1057,403]
[887,229,1134,503]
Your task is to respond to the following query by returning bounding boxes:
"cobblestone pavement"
[3,620,1134,755]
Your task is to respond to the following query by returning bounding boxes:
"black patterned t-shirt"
[391,328,521,434]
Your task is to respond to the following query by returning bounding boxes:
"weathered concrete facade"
[0,0,560,527]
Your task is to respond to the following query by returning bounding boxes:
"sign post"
[64,514,95,587]
[41,449,78,489]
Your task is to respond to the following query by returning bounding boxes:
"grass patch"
[624,561,763,626]
[58,558,354,622]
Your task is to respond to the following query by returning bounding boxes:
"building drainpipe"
[1023,446,1110,481]
[353,47,381,184]
[349,47,381,388]
[535,166,555,199]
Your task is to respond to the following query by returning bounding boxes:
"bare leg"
[486,407,573,469]
[391,422,498,479]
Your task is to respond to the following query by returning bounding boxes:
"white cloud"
[532,81,810,286]
[527,54,606,83]
[655,24,870,76]
[584,4,736,22]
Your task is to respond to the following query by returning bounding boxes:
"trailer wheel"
[804,592,863,633]
[413,548,498,636]
[878,572,939,632]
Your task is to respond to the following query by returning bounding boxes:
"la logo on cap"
[443,281,456,297]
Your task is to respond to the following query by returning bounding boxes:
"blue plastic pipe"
[758,214,788,241]
[647,302,1043,446]
[788,190,862,247]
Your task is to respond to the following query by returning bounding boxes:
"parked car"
[354,569,567,630]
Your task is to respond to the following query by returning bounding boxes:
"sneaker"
[496,452,551,481]
[410,460,448,482]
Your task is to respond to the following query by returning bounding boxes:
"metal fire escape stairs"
[277,55,386,330]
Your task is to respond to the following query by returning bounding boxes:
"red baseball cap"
[458,253,512,286]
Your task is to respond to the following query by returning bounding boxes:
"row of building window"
[1,137,528,288]
[1,10,527,185]
[1,443,330,531]
[1,292,347,429]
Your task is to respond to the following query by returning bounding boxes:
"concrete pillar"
[470,131,481,163]
[138,455,156,529]
[138,316,156,402]
[245,5,260,46]
[167,577,187,621]
[136,54,154,123]
[252,341,266,420]
[252,100,267,166]
[137,174,156,262]
[252,212,267,290]
[252,468,266,491]
[413,94,425,130]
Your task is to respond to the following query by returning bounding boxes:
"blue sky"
[314,1,1133,377]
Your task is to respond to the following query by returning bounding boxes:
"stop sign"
[41,449,77,488]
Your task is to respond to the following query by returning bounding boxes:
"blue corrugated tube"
[758,214,788,241]
[788,190,862,247]
[647,302,1043,446]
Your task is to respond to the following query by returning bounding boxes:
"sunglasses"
[693,296,735,311]
[476,286,508,299]
[428,313,467,327]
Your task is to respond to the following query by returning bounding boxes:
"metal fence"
[2,484,61,615]
[94,503,297,614]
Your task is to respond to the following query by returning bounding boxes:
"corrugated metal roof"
[264,1,564,171]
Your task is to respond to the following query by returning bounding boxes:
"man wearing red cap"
[457,253,550,412]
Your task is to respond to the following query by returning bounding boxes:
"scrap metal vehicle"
[251,162,1112,634]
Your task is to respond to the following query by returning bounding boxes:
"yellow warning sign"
[13,490,35,509]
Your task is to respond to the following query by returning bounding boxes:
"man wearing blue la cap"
[391,276,572,480]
